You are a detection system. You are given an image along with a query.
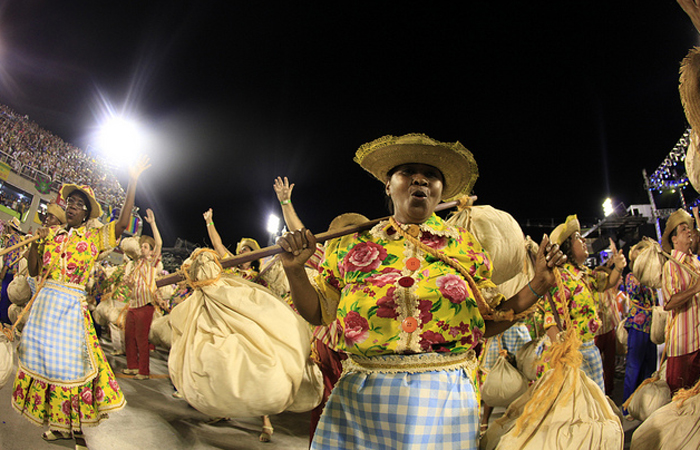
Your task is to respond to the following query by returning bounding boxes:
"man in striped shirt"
[661,209,700,393]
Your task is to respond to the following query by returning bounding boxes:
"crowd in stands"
[0,104,125,207]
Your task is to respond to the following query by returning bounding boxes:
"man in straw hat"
[540,214,626,393]
[660,208,700,393]
[277,133,567,449]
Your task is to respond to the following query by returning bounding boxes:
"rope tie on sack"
[672,377,700,407]
[389,216,537,322]
[180,248,223,289]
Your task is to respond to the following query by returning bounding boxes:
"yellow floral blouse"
[543,263,605,342]
[39,222,118,287]
[315,214,498,357]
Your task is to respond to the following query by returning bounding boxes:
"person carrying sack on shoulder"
[660,209,700,393]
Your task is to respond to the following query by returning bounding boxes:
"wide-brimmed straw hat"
[236,238,261,255]
[327,213,369,233]
[6,217,23,234]
[354,133,479,201]
[661,209,694,253]
[550,214,581,246]
[60,184,102,219]
[46,202,66,225]
[680,47,700,133]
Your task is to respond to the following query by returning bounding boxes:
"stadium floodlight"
[97,116,150,165]
[603,198,614,217]
[267,214,281,235]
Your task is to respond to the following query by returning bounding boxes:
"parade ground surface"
[1,336,640,450]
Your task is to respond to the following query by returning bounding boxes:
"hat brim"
[354,135,479,201]
[680,47,700,133]
[60,184,102,219]
[46,203,67,224]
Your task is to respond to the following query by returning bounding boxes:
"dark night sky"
[0,1,697,250]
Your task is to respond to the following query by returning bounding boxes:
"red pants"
[125,304,154,376]
[667,349,700,393]
[594,329,616,396]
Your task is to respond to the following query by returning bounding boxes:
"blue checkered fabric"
[481,323,532,370]
[18,281,92,383]
[579,340,605,392]
[311,356,479,450]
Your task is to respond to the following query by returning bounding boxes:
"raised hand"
[273,176,295,203]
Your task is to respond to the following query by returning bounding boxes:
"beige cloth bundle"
[148,314,172,349]
[168,250,322,417]
[616,321,628,355]
[650,306,668,345]
[8,275,31,306]
[625,360,670,422]
[446,205,526,284]
[630,237,665,289]
[8,304,28,331]
[481,352,529,408]
[685,130,700,194]
[516,336,545,381]
[630,379,700,449]
[0,334,15,389]
[93,297,125,327]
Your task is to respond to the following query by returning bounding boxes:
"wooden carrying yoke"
[156,199,463,288]
[0,234,40,258]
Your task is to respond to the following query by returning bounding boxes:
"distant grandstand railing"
[0,148,57,191]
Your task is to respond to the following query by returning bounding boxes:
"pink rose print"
[376,288,399,319]
[633,312,646,326]
[13,385,24,401]
[18,371,25,380]
[588,318,600,335]
[33,393,42,407]
[61,400,71,416]
[343,242,387,273]
[343,311,370,347]
[43,252,51,265]
[37,380,46,389]
[417,299,433,324]
[76,241,88,253]
[108,379,119,392]
[80,388,94,405]
[419,330,446,351]
[366,268,401,287]
[91,242,98,256]
[420,232,448,250]
[95,387,105,403]
[436,274,468,304]
[71,395,80,411]
[55,234,66,243]
[66,262,78,273]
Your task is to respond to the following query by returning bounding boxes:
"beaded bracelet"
[280,200,291,205]
[528,281,544,299]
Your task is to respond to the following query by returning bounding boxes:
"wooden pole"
[156,199,462,287]
[0,234,40,257]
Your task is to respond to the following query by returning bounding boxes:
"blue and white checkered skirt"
[311,352,480,450]
[18,280,96,386]
[481,322,532,370]
[579,339,605,392]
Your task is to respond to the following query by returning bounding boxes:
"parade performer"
[593,264,622,396]
[43,202,67,228]
[122,208,162,380]
[660,209,700,393]
[0,217,25,325]
[276,133,566,450]
[540,217,626,392]
[11,155,150,450]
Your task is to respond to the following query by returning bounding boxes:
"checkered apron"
[311,352,480,450]
[579,339,605,392]
[18,280,96,385]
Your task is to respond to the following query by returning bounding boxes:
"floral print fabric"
[11,304,126,431]
[622,273,656,334]
[315,214,496,357]
[543,263,603,343]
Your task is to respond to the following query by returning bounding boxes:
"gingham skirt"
[481,322,532,370]
[579,340,605,392]
[311,353,480,450]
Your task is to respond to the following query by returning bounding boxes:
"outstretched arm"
[116,155,151,237]
[203,208,231,259]
[144,208,162,260]
[273,176,305,231]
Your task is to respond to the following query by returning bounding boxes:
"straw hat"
[354,133,479,201]
[680,47,700,133]
[550,214,581,246]
[60,184,102,219]
[661,209,694,253]
[236,237,260,255]
[6,217,23,234]
[327,213,369,233]
[46,202,66,225]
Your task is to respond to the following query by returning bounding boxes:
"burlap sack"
[109,322,125,353]
[93,298,125,327]
[480,365,623,450]
[168,250,320,417]
[447,205,525,284]
[0,334,15,389]
[616,321,628,355]
[650,306,668,345]
[630,238,665,290]
[630,382,700,449]
[481,355,529,408]
[285,357,324,413]
[628,377,671,422]
[8,275,31,306]
[149,314,172,349]
[516,337,545,381]
[258,256,291,299]
[8,304,28,331]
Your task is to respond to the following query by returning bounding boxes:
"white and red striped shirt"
[126,256,160,309]
[661,250,700,357]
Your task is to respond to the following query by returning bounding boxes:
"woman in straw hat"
[277,133,567,449]
[11,155,151,450]
[539,215,626,392]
